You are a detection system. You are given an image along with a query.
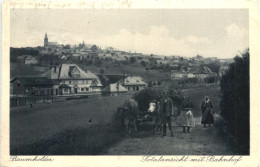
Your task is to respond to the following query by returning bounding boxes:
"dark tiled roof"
[188,66,213,74]
[10,77,54,85]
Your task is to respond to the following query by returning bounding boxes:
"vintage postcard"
[1,0,259,166]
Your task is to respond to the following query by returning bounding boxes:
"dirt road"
[103,117,235,155]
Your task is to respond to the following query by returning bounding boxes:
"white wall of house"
[187,73,196,78]
[125,85,145,91]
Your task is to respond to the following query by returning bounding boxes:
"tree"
[100,68,105,74]
[129,57,136,64]
[90,45,98,52]
[220,49,249,154]
[140,60,146,67]
[63,44,71,49]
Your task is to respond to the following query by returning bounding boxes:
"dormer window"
[69,66,80,78]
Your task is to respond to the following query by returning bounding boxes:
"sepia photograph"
[8,8,251,156]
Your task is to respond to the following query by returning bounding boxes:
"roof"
[25,56,37,60]
[188,66,213,74]
[123,76,147,86]
[103,83,128,93]
[59,84,71,88]
[48,42,59,46]
[10,77,53,85]
[18,55,31,60]
[41,64,98,80]
[220,65,229,70]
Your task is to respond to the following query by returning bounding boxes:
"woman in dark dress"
[201,96,214,127]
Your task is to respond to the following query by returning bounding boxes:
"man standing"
[160,90,174,137]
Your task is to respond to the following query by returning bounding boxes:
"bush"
[129,57,136,64]
[220,49,249,154]
[133,87,185,112]
[204,76,217,83]
[100,68,105,74]
[178,77,198,84]
[133,88,162,111]
[140,60,146,67]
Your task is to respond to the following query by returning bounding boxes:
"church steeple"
[44,33,48,47]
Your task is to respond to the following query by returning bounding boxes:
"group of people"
[150,90,215,137]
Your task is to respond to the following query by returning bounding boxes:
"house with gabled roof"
[10,77,54,96]
[42,64,102,95]
[171,71,188,80]
[187,65,217,79]
[102,82,128,96]
[119,76,147,91]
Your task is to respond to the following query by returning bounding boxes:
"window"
[64,88,68,92]
[86,88,89,91]
[17,83,21,87]
[75,80,78,84]
[72,74,80,78]
[81,88,84,91]
[69,81,71,84]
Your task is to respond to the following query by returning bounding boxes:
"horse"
[116,99,139,134]
[147,100,162,135]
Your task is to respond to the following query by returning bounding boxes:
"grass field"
[10,94,132,154]
[10,86,220,155]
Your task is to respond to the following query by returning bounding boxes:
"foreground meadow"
[10,86,222,155]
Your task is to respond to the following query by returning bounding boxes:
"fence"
[10,96,62,108]
[10,91,107,108]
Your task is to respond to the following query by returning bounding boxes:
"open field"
[10,94,133,154]
[11,86,221,155]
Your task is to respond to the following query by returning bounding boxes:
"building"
[102,82,128,96]
[10,77,54,96]
[120,76,147,91]
[188,65,217,79]
[42,64,103,95]
[44,33,61,48]
[25,56,38,65]
[171,71,187,80]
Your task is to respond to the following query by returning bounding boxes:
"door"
[74,88,78,94]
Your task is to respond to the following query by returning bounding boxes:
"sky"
[11,9,249,58]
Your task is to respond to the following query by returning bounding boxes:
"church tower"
[44,33,48,47]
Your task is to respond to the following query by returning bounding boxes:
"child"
[177,109,195,133]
